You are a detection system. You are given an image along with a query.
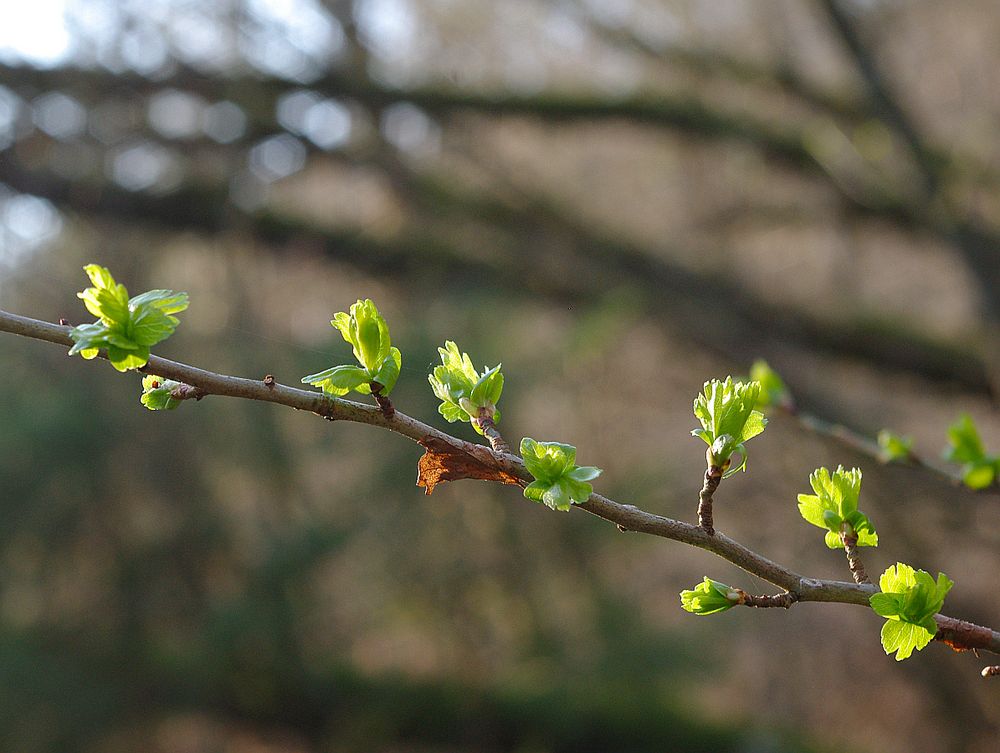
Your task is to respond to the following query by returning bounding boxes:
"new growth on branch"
[1,264,998,675]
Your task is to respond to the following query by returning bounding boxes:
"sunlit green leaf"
[428,341,503,429]
[301,299,401,398]
[371,347,402,394]
[140,374,183,411]
[438,401,466,423]
[869,592,902,618]
[796,466,877,549]
[302,365,369,396]
[328,299,392,373]
[880,619,934,661]
[691,377,767,472]
[68,264,188,371]
[870,562,952,661]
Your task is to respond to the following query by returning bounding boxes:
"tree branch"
[2,307,998,657]
[817,0,1000,343]
[788,405,970,488]
[817,0,939,196]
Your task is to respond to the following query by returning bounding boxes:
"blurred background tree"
[1,1,999,751]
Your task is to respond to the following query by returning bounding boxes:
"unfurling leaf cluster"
[691,377,768,476]
[519,438,601,511]
[428,341,504,435]
[870,563,953,661]
[140,374,183,411]
[68,265,188,372]
[679,577,740,615]
[301,299,401,397]
[797,466,878,549]
[943,414,999,490]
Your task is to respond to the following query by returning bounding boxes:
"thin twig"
[790,407,968,487]
[474,410,509,455]
[698,466,723,535]
[2,308,998,655]
[841,531,871,585]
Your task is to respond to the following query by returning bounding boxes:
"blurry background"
[1,1,1000,751]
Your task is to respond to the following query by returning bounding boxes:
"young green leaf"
[428,341,504,435]
[679,577,741,615]
[519,438,601,511]
[869,562,953,661]
[748,360,791,410]
[68,264,189,372]
[691,377,768,476]
[943,414,998,489]
[877,430,914,463]
[140,374,183,411]
[796,466,877,549]
[301,299,401,397]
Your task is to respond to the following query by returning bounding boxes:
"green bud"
[140,374,183,411]
[520,438,601,511]
[680,577,741,615]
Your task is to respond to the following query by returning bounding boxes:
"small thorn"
[59,318,70,326]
